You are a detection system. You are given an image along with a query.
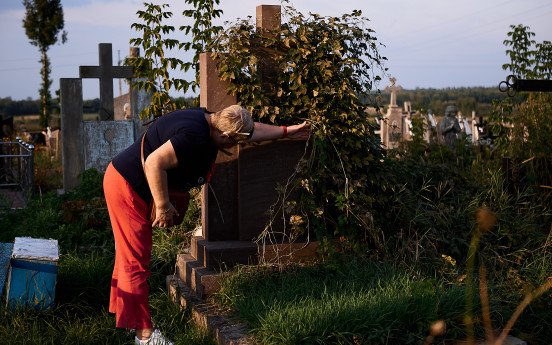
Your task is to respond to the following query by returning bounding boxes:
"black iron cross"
[80,43,134,121]
[499,75,552,97]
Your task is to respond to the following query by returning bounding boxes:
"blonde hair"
[212,105,254,137]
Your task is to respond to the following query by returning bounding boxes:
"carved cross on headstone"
[80,43,134,120]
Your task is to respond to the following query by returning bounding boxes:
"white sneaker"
[134,329,174,345]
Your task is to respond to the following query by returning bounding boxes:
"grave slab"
[238,139,307,241]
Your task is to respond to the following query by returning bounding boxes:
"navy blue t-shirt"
[112,108,218,204]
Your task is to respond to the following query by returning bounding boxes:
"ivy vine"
[209,2,388,249]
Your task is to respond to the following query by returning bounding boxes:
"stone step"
[176,253,221,299]
[166,275,256,345]
[191,237,320,271]
[191,237,258,270]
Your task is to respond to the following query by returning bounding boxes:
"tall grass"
[214,261,490,345]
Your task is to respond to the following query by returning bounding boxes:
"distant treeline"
[2,89,506,118]
[392,87,507,116]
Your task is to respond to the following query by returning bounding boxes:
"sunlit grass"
[214,261,481,345]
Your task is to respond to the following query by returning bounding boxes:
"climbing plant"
[209,2,388,250]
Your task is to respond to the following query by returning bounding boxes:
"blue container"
[6,237,59,310]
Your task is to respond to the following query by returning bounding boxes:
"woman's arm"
[249,121,311,142]
[143,140,179,227]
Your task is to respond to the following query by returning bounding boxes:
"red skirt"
[103,162,153,330]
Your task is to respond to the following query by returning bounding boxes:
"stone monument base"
[176,236,318,299]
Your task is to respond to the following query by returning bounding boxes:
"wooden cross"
[79,43,134,121]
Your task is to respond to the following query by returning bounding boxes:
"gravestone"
[83,122,134,171]
[79,43,133,121]
[61,43,137,190]
[177,5,315,300]
[380,77,407,149]
[437,104,461,147]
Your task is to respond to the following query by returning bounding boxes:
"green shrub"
[209,3,387,248]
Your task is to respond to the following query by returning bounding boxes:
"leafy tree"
[493,24,552,192]
[534,40,552,79]
[127,1,223,118]
[22,0,67,128]
[128,2,187,119]
[502,24,536,79]
[180,0,223,100]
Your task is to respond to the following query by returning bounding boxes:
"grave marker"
[178,5,314,296]
[79,43,133,121]
[61,44,137,191]
[60,78,84,190]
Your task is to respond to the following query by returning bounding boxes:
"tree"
[22,0,67,128]
[493,24,552,191]
[127,1,224,118]
[180,0,223,99]
[128,2,186,119]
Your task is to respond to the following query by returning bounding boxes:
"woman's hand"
[286,121,311,140]
[152,203,179,228]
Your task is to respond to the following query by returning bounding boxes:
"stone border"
[166,275,257,345]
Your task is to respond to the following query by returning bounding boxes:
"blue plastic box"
[6,237,59,310]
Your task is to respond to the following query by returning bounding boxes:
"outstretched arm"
[249,121,311,142]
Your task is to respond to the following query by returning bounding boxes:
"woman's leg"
[104,163,153,330]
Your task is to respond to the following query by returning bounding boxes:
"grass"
[214,261,484,345]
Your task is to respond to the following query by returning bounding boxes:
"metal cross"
[499,75,552,97]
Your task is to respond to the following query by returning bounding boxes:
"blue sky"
[1,0,551,100]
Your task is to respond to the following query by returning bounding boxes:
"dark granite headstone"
[238,139,307,241]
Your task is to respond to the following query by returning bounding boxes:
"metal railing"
[0,137,34,198]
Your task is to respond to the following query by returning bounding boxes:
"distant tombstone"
[380,77,405,149]
[385,77,402,108]
[113,94,131,120]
